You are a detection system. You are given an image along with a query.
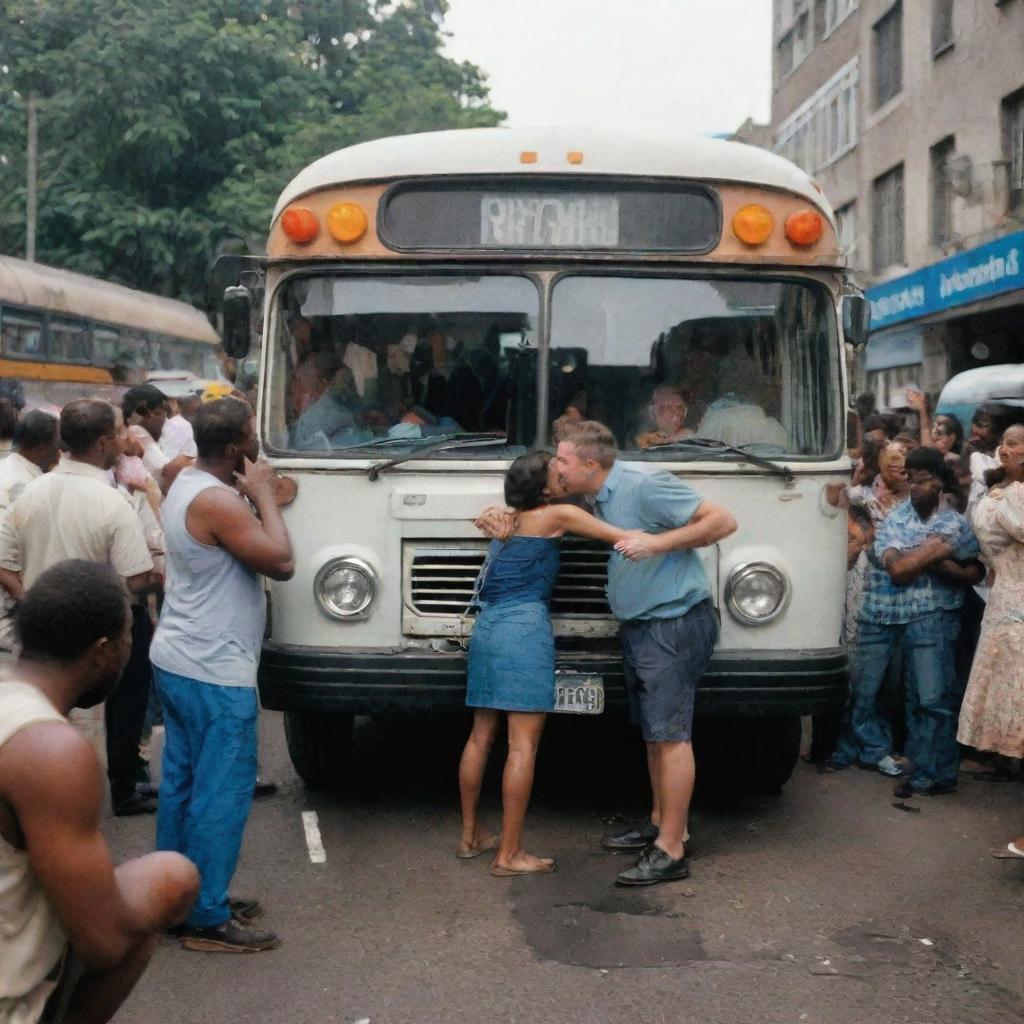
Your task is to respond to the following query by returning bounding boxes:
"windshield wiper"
[367,432,508,481]
[644,437,795,484]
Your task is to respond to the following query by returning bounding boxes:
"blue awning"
[866,230,1024,332]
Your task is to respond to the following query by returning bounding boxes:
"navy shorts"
[620,599,718,743]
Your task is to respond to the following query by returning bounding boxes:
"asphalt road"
[102,711,1024,1024]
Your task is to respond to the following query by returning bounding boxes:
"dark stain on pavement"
[507,848,705,969]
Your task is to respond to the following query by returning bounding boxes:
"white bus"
[223,127,869,791]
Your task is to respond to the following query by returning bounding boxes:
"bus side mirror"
[842,291,870,349]
[222,286,253,360]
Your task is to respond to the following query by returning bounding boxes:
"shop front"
[865,229,1024,409]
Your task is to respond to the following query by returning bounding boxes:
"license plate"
[554,672,605,715]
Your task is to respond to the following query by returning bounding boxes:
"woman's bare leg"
[458,709,500,853]
[493,712,553,873]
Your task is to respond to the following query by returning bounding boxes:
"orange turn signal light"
[732,204,774,246]
[326,202,368,244]
[785,209,824,246]
[519,151,538,164]
[567,151,583,165]
[281,206,319,244]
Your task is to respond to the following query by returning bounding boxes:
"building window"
[793,11,812,67]
[773,58,859,174]
[835,202,857,265]
[1002,87,1024,209]
[873,2,903,109]
[825,0,858,35]
[932,0,954,55]
[930,136,955,245]
[872,164,904,271]
[777,29,794,80]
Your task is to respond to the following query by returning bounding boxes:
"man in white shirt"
[0,411,59,514]
[0,400,159,816]
[161,393,200,463]
[0,411,59,652]
[122,385,194,492]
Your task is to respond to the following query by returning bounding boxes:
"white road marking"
[302,810,326,864]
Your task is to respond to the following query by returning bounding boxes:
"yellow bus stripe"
[0,359,113,384]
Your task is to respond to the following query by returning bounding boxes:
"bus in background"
[223,127,870,792]
[0,254,220,409]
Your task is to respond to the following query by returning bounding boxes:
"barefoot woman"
[457,451,643,876]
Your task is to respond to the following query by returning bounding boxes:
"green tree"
[0,0,502,303]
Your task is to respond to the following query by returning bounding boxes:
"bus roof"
[0,254,218,345]
[274,126,831,223]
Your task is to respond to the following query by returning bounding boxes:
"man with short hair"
[0,400,159,816]
[0,560,198,1024]
[555,421,737,886]
[160,394,199,463]
[122,384,192,490]
[0,411,60,510]
[833,446,983,796]
[153,398,294,952]
[0,410,59,652]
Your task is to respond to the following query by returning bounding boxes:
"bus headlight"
[725,562,789,625]
[315,558,377,619]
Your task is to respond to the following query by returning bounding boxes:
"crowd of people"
[823,390,1024,853]
[4,368,1024,1020]
[0,382,295,1022]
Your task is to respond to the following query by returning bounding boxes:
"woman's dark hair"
[857,437,883,485]
[932,413,964,454]
[16,560,128,663]
[862,413,898,439]
[504,450,552,511]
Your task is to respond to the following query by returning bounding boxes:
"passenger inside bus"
[274,305,531,452]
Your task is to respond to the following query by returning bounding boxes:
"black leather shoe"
[601,818,659,851]
[615,845,690,887]
[112,791,158,817]
[180,919,280,953]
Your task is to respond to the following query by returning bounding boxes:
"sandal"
[456,834,499,860]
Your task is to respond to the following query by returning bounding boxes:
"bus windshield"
[264,271,839,460]
[550,275,838,459]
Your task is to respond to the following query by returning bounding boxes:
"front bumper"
[258,641,848,718]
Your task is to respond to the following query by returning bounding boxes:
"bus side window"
[49,319,92,363]
[93,329,120,367]
[1,312,45,358]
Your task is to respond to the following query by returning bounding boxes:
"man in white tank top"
[151,398,294,953]
[0,560,198,1024]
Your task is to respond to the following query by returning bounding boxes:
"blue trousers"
[154,666,258,928]
[833,611,961,791]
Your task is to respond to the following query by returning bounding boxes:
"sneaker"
[600,818,659,852]
[180,919,280,953]
[615,845,690,887]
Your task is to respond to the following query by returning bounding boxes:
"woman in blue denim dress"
[457,451,645,876]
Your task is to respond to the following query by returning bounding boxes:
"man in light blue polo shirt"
[556,421,737,887]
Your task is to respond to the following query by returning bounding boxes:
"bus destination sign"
[480,193,620,248]
[380,180,721,253]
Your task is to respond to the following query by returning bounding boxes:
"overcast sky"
[442,0,772,137]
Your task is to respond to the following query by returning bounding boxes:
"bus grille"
[405,538,613,619]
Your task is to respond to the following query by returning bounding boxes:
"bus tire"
[696,716,802,795]
[283,711,354,789]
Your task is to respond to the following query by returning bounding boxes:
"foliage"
[0,0,503,303]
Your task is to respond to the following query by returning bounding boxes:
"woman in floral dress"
[956,425,1024,855]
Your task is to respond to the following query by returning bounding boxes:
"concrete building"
[769,0,1024,413]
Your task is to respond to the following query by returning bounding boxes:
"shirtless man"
[0,560,198,1024]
